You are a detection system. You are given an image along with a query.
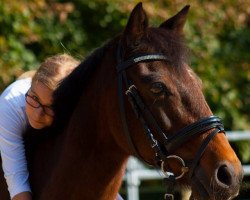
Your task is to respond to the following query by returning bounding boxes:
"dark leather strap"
[117,54,169,73]
[188,128,223,178]
[165,116,224,152]
[126,85,167,161]
[117,71,146,162]
[126,85,168,142]
[116,43,169,163]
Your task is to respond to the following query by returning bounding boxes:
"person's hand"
[12,192,32,200]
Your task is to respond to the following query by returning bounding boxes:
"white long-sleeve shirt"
[0,78,31,198]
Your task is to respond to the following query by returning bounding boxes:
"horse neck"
[39,44,129,200]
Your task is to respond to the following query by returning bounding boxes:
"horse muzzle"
[190,161,243,200]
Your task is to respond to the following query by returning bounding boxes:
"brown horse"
[0,3,243,200]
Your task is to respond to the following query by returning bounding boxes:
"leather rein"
[116,43,225,199]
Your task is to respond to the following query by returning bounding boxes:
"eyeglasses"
[25,92,55,117]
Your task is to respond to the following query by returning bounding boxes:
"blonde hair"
[18,70,36,80]
[32,54,80,91]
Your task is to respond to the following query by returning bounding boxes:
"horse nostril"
[217,165,232,187]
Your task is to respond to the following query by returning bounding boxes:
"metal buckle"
[161,155,189,179]
[164,193,174,200]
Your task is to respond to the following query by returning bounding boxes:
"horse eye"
[150,82,165,94]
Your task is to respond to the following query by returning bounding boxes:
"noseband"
[116,43,225,199]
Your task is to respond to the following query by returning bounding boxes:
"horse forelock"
[151,28,190,70]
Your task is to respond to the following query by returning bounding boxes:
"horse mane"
[52,38,116,129]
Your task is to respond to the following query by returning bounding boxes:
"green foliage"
[0,1,38,90]
[0,0,249,161]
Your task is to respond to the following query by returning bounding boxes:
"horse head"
[113,3,243,199]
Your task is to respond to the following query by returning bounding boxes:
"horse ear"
[123,2,148,46]
[160,5,190,35]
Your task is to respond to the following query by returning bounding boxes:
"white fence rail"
[124,131,250,200]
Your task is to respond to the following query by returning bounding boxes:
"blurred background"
[0,0,249,199]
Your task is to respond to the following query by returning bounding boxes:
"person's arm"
[0,104,31,199]
[0,82,32,199]
[12,192,32,200]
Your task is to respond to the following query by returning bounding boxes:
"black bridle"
[116,43,225,199]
